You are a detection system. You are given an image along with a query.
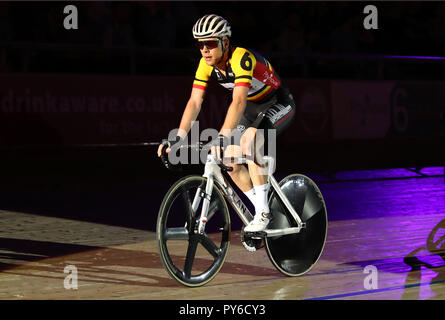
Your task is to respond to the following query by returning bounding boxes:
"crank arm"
[244,226,305,239]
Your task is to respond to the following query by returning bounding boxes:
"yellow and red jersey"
[193,47,281,103]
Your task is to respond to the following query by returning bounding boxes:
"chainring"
[241,230,264,252]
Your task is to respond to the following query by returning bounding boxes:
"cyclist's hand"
[157,143,170,157]
[157,136,182,157]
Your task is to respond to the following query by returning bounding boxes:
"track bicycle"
[156,143,328,287]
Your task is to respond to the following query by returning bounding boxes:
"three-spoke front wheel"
[157,175,230,287]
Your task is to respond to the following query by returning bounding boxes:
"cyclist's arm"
[219,85,249,136]
[176,57,210,138]
[177,87,205,139]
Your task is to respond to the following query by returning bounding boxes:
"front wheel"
[157,175,230,287]
[265,174,328,276]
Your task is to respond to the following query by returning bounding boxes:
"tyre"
[157,175,230,286]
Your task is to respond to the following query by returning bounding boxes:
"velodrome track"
[1,154,444,299]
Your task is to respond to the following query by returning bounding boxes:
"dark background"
[0,1,444,231]
[2,1,445,79]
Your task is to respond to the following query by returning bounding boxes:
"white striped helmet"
[192,14,232,39]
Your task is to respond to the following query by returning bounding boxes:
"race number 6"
[241,52,253,71]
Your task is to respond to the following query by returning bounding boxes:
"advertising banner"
[1,75,443,147]
[331,81,395,140]
[331,80,445,140]
[388,82,445,137]
[0,74,241,146]
[0,74,192,145]
[281,79,332,144]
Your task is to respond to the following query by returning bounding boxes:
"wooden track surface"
[1,212,444,300]
[1,170,444,300]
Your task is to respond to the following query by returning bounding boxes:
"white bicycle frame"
[193,154,306,237]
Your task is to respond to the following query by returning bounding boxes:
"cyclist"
[158,14,295,232]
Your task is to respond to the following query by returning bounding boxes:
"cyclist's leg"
[243,86,296,228]
[235,103,274,230]
[242,127,267,181]
[223,118,254,193]
[238,126,269,225]
[241,86,295,165]
[242,86,296,174]
[224,145,253,193]
[264,85,296,137]
[256,85,296,160]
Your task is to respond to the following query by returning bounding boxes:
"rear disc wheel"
[265,174,328,276]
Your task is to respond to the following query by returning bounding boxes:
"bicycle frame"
[194,154,305,237]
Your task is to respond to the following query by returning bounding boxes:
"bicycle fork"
[194,154,255,234]
[196,175,213,234]
[192,155,225,235]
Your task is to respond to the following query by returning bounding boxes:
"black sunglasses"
[196,40,220,50]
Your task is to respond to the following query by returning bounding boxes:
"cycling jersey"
[193,47,281,103]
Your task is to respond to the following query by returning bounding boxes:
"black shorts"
[226,86,295,157]
[237,85,296,136]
